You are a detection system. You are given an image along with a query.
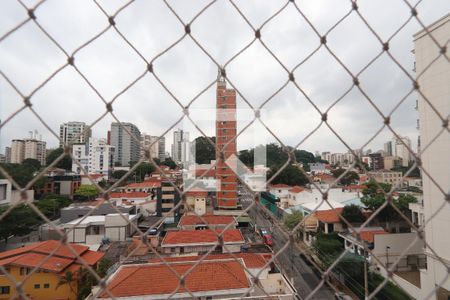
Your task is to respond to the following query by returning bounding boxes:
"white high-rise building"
[59,122,91,147]
[394,136,412,167]
[412,13,450,299]
[72,138,115,179]
[171,129,190,164]
[10,139,25,164]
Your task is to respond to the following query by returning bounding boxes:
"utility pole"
[364,247,368,299]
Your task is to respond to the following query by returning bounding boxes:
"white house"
[63,213,139,245]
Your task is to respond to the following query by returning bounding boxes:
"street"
[239,186,335,300]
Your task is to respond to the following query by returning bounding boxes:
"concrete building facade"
[59,121,91,147]
[110,122,141,166]
[72,138,115,179]
[413,13,450,300]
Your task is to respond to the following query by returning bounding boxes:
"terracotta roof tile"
[185,190,208,197]
[315,208,344,223]
[360,230,388,243]
[110,192,150,198]
[149,253,270,269]
[79,250,105,265]
[288,185,305,193]
[179,215,235,226]
[100,260,249,298]
[162,229,244,246]
[125,180,161,189]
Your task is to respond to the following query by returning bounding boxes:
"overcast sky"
[0,0,449,156]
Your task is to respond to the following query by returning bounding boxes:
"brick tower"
[215,74,238,209]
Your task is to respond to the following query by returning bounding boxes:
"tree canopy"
[331,168,359,186]
[0,159,42,187]
[283,210,303,230]
[74,185,99,200]
[193,136,216,164]
[268,164,309,186]
[46,148,72,170]
[342,204,366,223]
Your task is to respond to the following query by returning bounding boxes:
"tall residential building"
[10,136,46,166]
[171,129,190,164]
[158,136,166,161]
[384,141,393,156]
[140,134,159,160]
[59,121,91,147]
[110,122,141,167]
[215,76,238,209]
[394,136,412,167]
[72,137,115,179]
[4,146,11,163]
[10,139,25,164]
[0,154,5,163]
[412,13,450,300]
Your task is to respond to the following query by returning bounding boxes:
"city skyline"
[1,2,448,156]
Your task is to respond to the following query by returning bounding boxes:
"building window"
[44,284,50,289]
[34,284,40,289]
[20,267,30,276]
[0,286,10,294]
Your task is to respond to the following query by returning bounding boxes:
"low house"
[184,189,208,215]
[178,214,237,230]
[303,208,344,246]
[63,213,139,245]
[121,178,161,193]
[94,255,295,299]
[160,229,245,255]
[0,179,34,206]
[268,183,291,199]
[0,240,103,300]
[110,191,156,216]
[287,185,305,206]
[339,226,388,256]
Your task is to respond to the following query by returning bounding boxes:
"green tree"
[331,168,359,186]
[22,158,41,170]
[194,136,216,164]
[112,170,128,180]
[35,195,72,219]
[97,258,113,277]
[312,233,344,265]
[268,164,309,186]
[74,185,99,200]
[162,158,177,169]
[0,159,42,187]
[0,204,41,243]
[133,162,156,182]
[342,204,366,223]
[46,148,72,170]
[283,210,303,230]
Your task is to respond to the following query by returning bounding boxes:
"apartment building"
[10,137,46,166]
[156,179,181,223]
[171,129,190,164]
[72,138,115,180]
[110,122,141,166]
[59,121,91,147]
[367,170,403,185]
[411,13,450,300]
[140,133,159,159]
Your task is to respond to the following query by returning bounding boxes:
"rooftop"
[162,229,244,246]
[315,207,344,223]
[65,214,138,226]
[179,215,235,226]
[289,186,305,193]
[110,192,150,198]
[0,240,103,275]
[149,253,271,269]
[99,259,250,298]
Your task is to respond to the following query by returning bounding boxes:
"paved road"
[238,186,334,300]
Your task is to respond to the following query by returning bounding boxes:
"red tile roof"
[185,190,208,197]
[270,183,290,189]
[359,230,388,243]
[343,185,367,191]
[179,215,235,226]
[110,192,150,198]
[217,199,238,208]
[149,253,270,269]
[314,208,344,223]
[195,169,215,178]
[125,180,161,189]
[100,260,249,298]
[0,241,104,274]
[162,229,244,246]
[289,185,305,193]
